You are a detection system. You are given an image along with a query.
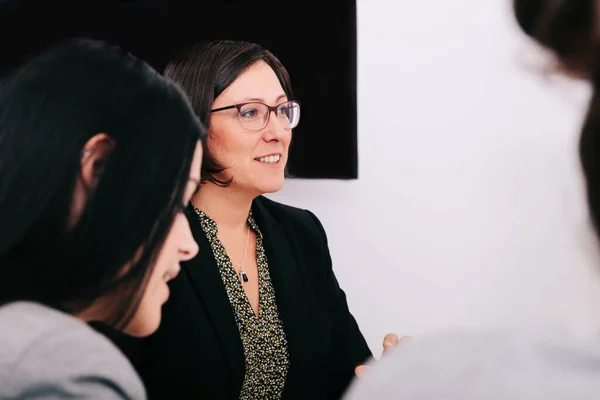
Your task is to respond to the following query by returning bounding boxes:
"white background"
[267,0,600,354]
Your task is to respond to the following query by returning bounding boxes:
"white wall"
[267,0,600,355]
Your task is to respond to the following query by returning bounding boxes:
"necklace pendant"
[240,271,249,283]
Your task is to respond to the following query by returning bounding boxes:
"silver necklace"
[230,223,250,283]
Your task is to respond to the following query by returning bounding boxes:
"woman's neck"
[192,182,254,233]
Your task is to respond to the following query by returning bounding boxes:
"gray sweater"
[344,329,600,399]
[0,302,146,399]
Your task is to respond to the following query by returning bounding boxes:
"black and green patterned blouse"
[192,205,289,399]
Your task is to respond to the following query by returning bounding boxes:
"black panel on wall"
[0,0,358,179]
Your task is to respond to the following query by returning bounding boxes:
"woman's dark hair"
[513,0,600,240]
[0,38,205,328]
[164,40,293,186]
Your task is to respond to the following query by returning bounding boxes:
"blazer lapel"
[252,198,328,366]
[182,208,245,390]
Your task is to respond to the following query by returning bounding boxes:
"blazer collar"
[251,197,327,363]
[182,206,245,390]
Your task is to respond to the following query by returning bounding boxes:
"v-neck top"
[192,205,289,399]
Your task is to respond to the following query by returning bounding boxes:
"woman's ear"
[80,133,116,190]
[69,133,116,228]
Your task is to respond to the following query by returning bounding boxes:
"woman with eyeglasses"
[98,39,401,400]
[0,38,203,399]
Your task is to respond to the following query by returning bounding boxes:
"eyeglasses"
[211,100,300,131]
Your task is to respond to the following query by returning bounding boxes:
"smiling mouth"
[255,154,281,164]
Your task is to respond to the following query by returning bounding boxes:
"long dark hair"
[514,0,600,240]
[164,40,294,186]
[0,38,205,328]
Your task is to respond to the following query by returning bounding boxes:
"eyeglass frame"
[210,100,300,131]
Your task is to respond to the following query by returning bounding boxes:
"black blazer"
[96,196,372,399]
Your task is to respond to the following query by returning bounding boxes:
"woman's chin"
[257,179,285,195]
[122,310,162,338]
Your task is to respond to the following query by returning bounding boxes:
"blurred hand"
[354,334,412,377]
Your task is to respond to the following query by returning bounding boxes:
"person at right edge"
[345,0,600,399]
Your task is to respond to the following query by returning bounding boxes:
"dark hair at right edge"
[0,38,205,328]
[513,0,600,239]
[164,40,294,186]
